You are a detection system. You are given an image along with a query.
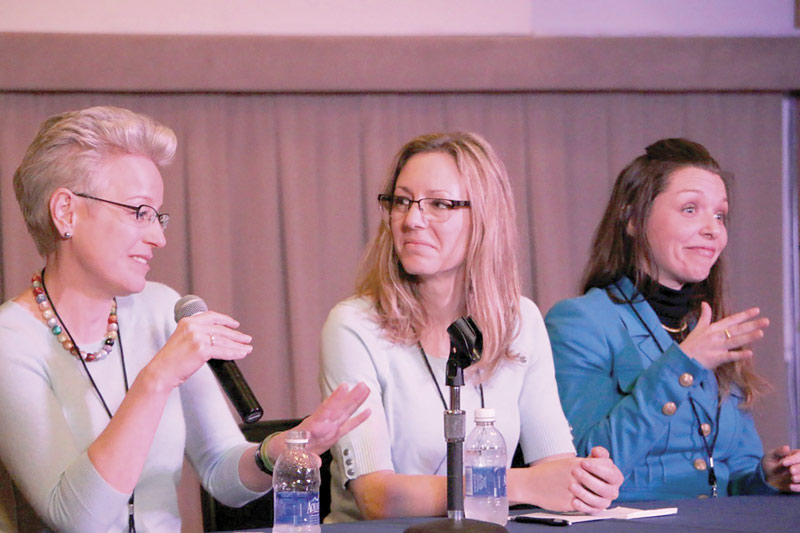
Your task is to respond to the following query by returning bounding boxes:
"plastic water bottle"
[272,430,321,533]
[464,408,508,525]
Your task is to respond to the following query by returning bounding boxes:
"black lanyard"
[689,397,721,497]
[418,342,484,410]
[41,269,136,531]
[614,281,720,498]
[418,343,485,476]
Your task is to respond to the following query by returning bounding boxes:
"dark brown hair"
[582,138,767,405]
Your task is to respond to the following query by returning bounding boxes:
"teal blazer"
[545,277,775,500]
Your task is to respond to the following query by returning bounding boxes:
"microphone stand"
[405,318,507,533]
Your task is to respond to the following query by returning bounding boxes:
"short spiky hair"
[13,106,176,256]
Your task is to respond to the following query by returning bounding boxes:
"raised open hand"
[680,302,768,370]
[267,382,371,461]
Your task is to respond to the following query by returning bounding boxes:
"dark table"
[217,495,799,532]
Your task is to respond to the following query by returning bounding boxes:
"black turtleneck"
[643,280,695,332]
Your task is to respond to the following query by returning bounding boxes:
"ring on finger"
[209,333,216,346]
[724,328,732,340]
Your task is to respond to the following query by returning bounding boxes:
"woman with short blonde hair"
[0,106,368,532]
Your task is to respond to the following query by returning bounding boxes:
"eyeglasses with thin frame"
[73,192,170,231]
[378,194,471,222]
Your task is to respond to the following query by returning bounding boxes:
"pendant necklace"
[661,321,688,335]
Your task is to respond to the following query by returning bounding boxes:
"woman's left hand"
[297,382,371,455]
[763,445,800,492]
[679,303,769,370]
[569,446,624,514]
[268,382,371,460]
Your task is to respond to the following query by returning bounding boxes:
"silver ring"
[209,333,216,346]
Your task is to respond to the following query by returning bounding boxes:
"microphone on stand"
[405,317,506,533]
[174,295,263,424]
[446,316,482,386]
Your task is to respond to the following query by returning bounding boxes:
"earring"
[63,232,72,239]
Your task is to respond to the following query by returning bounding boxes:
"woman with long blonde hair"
[320,131,623,522]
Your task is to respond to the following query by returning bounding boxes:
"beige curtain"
[0,91,790,529]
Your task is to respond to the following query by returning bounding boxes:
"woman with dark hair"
[320,131,623,522]
[545,138,800,500]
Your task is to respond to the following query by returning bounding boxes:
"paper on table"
[513,505,678,525]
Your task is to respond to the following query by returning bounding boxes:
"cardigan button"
[661,402,677,416]
[700,423,712,436]
[693,458,707,471]
[679,373,694,387]
[346,468,356,477]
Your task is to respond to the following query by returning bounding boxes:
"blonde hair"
[356,132,521,380]
[13,106,177,256]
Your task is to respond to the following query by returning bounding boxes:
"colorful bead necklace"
[32,272,118,362]
[35,268,136,530]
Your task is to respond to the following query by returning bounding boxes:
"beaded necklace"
[37,268,136,531]
[32,272,118,361]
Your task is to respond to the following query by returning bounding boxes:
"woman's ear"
[50,188,76,239]
[622,205,635,236]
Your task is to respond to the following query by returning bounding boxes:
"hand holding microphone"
[173,295,263,423]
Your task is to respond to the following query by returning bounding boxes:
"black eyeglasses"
[73,192,170,231]
[378,194,470,223]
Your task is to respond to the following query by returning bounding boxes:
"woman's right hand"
[679,302,769,370]
[513,448,621,514]
[149,311,253,390]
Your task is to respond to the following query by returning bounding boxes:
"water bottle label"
[465,466,507,497]
[274,491,321,526]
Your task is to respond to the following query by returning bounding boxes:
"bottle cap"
[474,408,495,422]
[284,430,310,444]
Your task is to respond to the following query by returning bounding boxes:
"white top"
[0,281,264,532]
[319,296,575,522]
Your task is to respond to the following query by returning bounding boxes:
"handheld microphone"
[174,295,263,424]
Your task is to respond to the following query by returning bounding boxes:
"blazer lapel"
[612,278,673,364]
[612,278,718,420]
